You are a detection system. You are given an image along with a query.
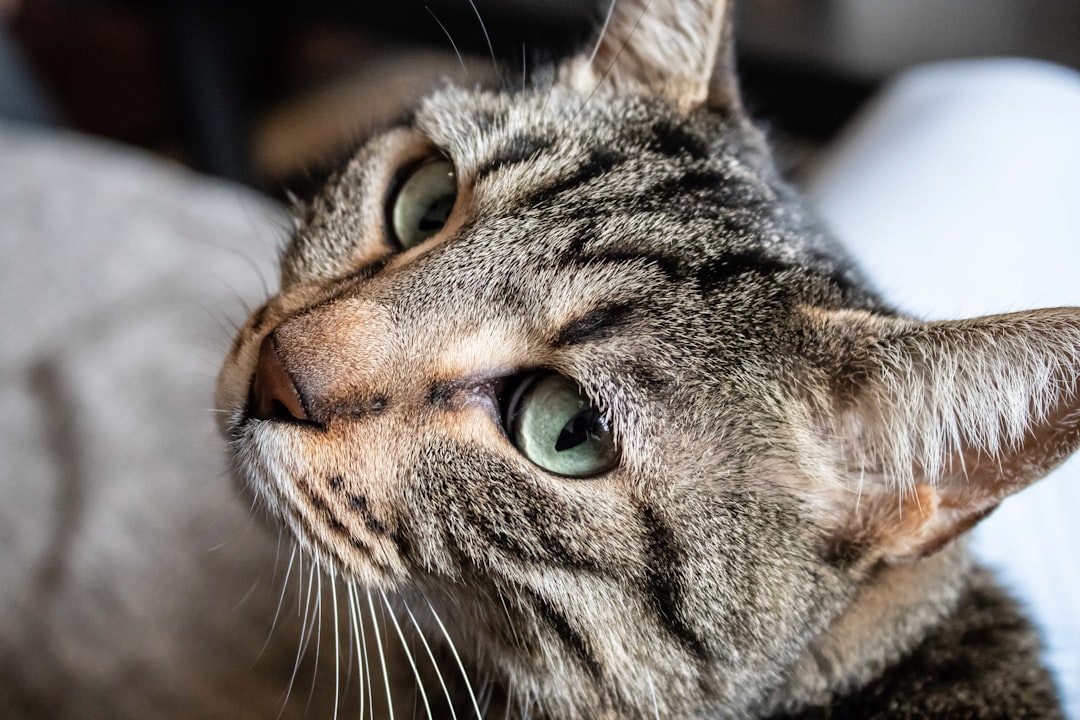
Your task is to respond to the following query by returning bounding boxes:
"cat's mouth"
[224,342,415,589]
[228,414,412,587]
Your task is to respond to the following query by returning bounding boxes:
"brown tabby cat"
[216,1,1078,717]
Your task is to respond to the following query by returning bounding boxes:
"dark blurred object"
[3,0,1078,186]
[7,1,171,147]
[0,17,57,125]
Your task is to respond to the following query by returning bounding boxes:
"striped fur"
[216,1,1077,717]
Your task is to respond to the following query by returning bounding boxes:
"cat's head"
[216,1,1080,716]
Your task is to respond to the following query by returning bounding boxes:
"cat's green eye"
[389,159,457,249]
[507,373,618,478]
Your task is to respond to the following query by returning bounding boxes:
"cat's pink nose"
[249,334,309,422]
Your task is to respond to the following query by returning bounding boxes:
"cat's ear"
[808,308,1080,563]
[562,0,741,113]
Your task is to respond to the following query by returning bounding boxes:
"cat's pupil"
[419,196,454,231]
[555,412,591,452]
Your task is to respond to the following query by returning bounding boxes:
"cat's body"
[216,1,1078,717]
[775,567,1061,719]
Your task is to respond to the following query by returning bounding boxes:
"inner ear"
[810,307,1080,564]
[561,0,741,113]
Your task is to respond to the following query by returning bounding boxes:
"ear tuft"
[561,0,741,113]
[810,307,1080,562]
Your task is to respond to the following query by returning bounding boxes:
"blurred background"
[4,0,1080,195]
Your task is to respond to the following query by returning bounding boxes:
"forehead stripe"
[648,118,710,160]
[531,146,627,207]
[555,301,638,348]
[474,131,552,179]
[696,251,792,295]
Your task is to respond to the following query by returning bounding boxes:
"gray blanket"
[0,123,347,718]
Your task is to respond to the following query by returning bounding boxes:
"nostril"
[248,334,310,423]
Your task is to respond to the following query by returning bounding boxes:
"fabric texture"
[0,123,343,719]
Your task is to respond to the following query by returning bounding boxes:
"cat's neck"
[762,542,1062,719]
[762,541,974,714]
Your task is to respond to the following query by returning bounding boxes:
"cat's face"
[217,82,858,714]
[216,1,1080,717]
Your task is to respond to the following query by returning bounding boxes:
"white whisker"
[588,0,619,66]
[345,582,363,719]
[539,75,556,122]
[503,685,513,720]
[426,7,468,79]
[297,551,306,616]
[342,588,355,707]
[466,0,498,78]
[479,677,494,717]
[259,543,298,658]
[368,589,396,720]
[424,598,483,719]
[403,601,458,720]
[497,593,522,649]
[577,0,654,118]
[347,581,373,720]
[381,590,433,720]
[307,561,325,708]
[331,572,342,720]
[280,559,317,718]
[271,528,284,583]
[232,575,261,612]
